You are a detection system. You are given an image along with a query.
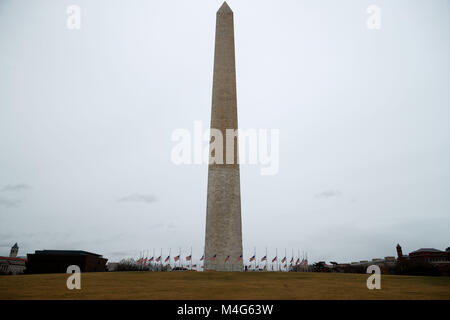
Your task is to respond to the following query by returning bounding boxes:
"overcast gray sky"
[0,0,449,265]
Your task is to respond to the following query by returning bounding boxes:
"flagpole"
[274,248,275,272]
[303,251,306,271]
[190,246,193,271]
[265,247,267,272]
[303,251,305,271]
[254,247,256,271]
[306,252,308,272]
[169,248,171,269]
[291,249,294,272]
[304,251,306,272]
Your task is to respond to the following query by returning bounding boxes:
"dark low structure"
[26,250,107,274]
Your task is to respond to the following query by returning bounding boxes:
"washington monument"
[204,2,243,271]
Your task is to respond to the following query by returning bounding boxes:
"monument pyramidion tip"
[218,1,233,14]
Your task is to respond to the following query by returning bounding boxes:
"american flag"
[272,256,277,263]
[164,255,170,263]
[225,255,230,262]
[192,264,197,268]
[290,257,294,263]
[137,258,143,265]
[249,255,255,262]
[144,258,148,264]
[149,257,154,262]
[200,255,204,261]
[263,265,267,271]
[156,256,161,262]
[295,258,300,265]
[210,254,217,261]
[301,259,308,266]
[261,255,267,262]
[237,255,243,261]
[186,255,192,261]
[174,255,180,262]
[281,257,286,263]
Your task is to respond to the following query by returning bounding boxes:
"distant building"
[395,244,449,264]
[0,256,27,275]
[408,248,449,263]
[10,243,19,258]
[396,244,408,260]
[106,262,119,271]
[0,243,26,275]
[395,244,450,275]
[345,256,396,267]
[26,250,107,274]
[350,245,450,268]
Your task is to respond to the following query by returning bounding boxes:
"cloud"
[315,190,342,199]
[107,250,132,257]
[2,184,31,192]
[166,222,176,230]
[117,193,157,204]
[0,197,21,208]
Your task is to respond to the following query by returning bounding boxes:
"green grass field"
[1,271,449,300]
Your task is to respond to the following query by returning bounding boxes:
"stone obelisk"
[204,2,243,272]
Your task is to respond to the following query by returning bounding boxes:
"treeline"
[112,258,171,272]
[302,260,448,276]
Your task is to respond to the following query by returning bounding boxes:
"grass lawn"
[1,271,449,300]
